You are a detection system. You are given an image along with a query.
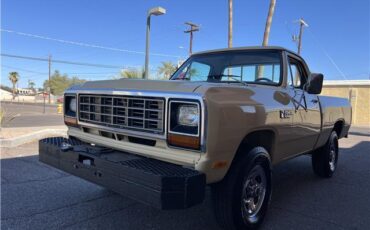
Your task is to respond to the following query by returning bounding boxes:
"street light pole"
[145,15,151,80]
[144,6,166,80]
[184,22,199,56]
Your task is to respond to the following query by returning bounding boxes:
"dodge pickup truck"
[40,46,351,230]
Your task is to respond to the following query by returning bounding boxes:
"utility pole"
[262,0,276,46]
[291,18,308,85]
[295,18,308,55]
[48,54,51,104]
[184,22,199,56]
[228,0,233,48]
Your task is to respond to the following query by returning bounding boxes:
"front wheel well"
[234,130,275,163]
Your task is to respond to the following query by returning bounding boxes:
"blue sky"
[1,0,369,88]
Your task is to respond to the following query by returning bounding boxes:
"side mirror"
[306,73,324,94]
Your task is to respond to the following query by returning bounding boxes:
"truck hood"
[71,79,259,98]
[76,79,203,93]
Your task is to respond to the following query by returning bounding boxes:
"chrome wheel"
[329,141,337,172]
[241,165,267,224]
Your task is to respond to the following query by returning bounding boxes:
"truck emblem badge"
[280,110,292,119]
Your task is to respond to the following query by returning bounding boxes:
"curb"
[0,129,67,148]
[1,101,59,107]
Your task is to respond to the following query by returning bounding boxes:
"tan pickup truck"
[40,46,351,230]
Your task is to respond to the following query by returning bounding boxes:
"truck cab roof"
[193,46,299,57]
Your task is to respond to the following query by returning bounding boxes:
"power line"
[306,29,348,81]
[1,65,48,74]
[1,53,125,69]
[1,29,181,58]
[1,65,121,75]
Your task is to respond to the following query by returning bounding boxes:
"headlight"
[168,100,201,150]
[69,98,77,113]
[64,94,77,119]
[177,105,199,127]
[64,94,78,127]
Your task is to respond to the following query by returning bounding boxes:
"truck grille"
[78,94,165,134]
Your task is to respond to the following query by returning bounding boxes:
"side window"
[288,58,306,88]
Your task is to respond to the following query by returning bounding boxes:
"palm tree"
[120,68,144,79]
[262,0,276,46]
[157,61,177,79]
[28,80,36,93]
[228,0,233,48]
[29,81,35,89]
[258,0,276,79]
[8,72,19,99]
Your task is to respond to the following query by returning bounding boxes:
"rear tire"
[312,131,339,178]
[212,147,272,230]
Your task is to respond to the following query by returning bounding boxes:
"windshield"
[170,50,282,85]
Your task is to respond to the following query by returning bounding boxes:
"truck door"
[286,55,321,155]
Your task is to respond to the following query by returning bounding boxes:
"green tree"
[70,76,86,86]
[157,61,177,79]
[8,72,19,99]
[120,68,144,79]
[28,80,36,92]
[43,70,86,96]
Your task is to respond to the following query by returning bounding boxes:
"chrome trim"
[78,122,166,140]
[68,128,199,166]
[78,94,164,134]
[64,93,77,117]
[168,100,200,137]
[65,88,207,152]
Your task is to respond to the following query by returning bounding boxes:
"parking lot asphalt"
[1,133,370,230]
[1,102,63,128]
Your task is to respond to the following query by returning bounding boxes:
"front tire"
[312,131,339,178]
[212,147,272,230]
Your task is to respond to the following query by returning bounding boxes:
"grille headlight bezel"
[168,99,201,150]
[64,94,78,127]
[64,94,77,117]
[169,100,200,136]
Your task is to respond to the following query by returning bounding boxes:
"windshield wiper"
[208,74,248,86]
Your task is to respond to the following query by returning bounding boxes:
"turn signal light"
[64,116,78,127]
[168,133,200,150]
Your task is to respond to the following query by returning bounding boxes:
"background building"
[321,80,370,126]
[17,88,34,95]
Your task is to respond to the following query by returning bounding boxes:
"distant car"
[40,46,351,230]
[57,97,64,104]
